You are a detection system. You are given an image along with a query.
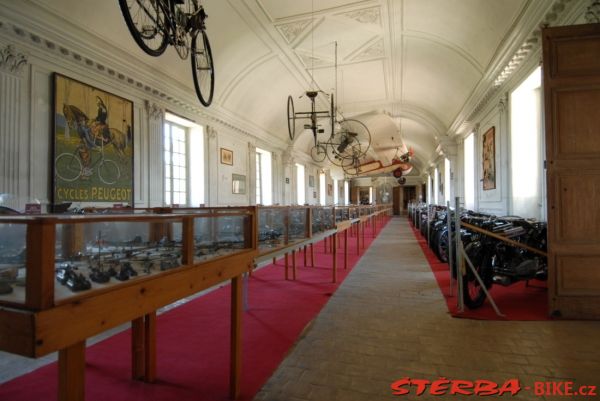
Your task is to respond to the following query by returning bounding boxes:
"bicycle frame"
[155,0,205,44]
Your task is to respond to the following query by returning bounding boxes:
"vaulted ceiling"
[18,0,559,175]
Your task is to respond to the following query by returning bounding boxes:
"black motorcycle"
[461,216,547,309]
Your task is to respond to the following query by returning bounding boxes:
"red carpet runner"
[409,220,549,321]
[0,217,390,401]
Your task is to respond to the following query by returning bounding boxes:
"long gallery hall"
[1,1,600,401]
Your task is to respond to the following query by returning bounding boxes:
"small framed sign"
[220,148,233,165]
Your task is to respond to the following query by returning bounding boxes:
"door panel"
[558,256,600,295]
[543,23,600,319]
[552,36,600,77]
[554,87,600,157]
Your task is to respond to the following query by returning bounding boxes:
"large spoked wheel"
[461,243,493,309]
[310,144,327,162]
[191,30,215,107]
[287,95,295,141]
[119,0,168,57]
[98,159,121,185]
[55,153,82,182]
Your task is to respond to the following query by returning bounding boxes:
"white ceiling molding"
[448,0,580,138]
[347,37,384,62]
[275,19,312,44]
[338,6,382,26]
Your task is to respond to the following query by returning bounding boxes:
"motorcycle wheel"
[437,229,449,263]
[461,243,493,309]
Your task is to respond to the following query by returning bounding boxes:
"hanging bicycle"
[287,91,335,143]
[119,0,215,106]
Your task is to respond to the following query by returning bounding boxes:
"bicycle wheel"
[98,159,121,185]
[287,95,295,141]
[55,153,82,182]
[119,0,168,57]
[310,144,327,162]
[191,30,215,107]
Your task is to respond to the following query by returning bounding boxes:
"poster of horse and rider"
[53,73,133,204]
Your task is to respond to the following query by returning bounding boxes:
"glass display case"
[257,207,287,252]
[335,206,350,223]
[0,207,256,309]
[288,207,309,242]
[312,206,335,235]
[0,220,27,303]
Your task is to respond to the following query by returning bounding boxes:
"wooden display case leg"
[230,275,242,400]
[332,233,337,283]
[344,230,348,270]
[272,257,276,265]
[310,243,315,267]
[58,341,86,401]
[324,237,327,253]
[131,317,145,380]
[303,245,307,267]
[292,249,297,280]
[330,235,333,253]
[356,224,360,255]
[285,253,289,280]
[144,312,157,383]
[362,222,366,249]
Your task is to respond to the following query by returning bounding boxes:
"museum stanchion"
[447,201,454,298]
[453,197,464,313]
[450,197,504,317]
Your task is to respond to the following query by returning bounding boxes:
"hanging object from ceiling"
[119,0,215,107]
[342,148,413,177]
[287,91,335,143]
[310,118,372,176]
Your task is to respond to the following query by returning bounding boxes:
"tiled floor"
[253,217,600,401]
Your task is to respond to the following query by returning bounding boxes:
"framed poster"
[221,148,233,165]
[327,183,333,196]
[482,126,496,190]
[53,73,133,204]
[232,174,246,194]
[308,175,315,187]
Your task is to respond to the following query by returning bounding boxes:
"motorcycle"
[461,216,547,309]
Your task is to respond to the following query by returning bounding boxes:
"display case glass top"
[0,207,256,309]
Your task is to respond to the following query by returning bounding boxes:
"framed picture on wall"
[221,148,233,165]
[327,183,333,196]
[232,174,246,194]
[52,73,134,205]
[308,175,315,187]
[482,126,496,190]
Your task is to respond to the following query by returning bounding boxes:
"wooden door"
[393,186,401,215]
[543,23,600,319]
[403,186,416,212]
